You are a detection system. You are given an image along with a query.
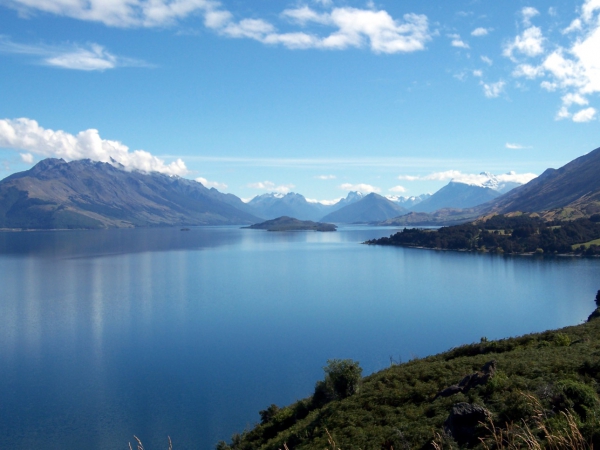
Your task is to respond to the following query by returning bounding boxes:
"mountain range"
[0,158,261,229]
[383,146,600,226]
[1,146,599,229]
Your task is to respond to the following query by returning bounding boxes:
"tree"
[258,404,279,425]
[314,359,363,403]
[596,290,600,308]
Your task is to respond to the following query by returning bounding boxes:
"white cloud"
[20,152,34,163]
[276,7,432,53]
[481,55,493,65]
[4,1,432,55]
[247,181,275,189]
[0,118,187,175]
[3,0,218,27]
[395,170,537,185]
[397,175,420,181]
[388,185,407,193]
[195,177,227,190]
[339,183,380,193]
[507,0,600,123]
[448,33,469,49]
[481,80,505,98]
[473,70,483,77]
[512,63,544,78]
[471,27,490,37]
[247,180,295,193]
[0,37,150,71]
[503,26,544,60]
[521,7,540,26]
[505,143,532,149]
[563,19,583,34]
[572,107,597,122]
[315,174,336,180]
[314,197,342,206]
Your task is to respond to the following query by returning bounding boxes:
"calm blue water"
[0,226,599,450]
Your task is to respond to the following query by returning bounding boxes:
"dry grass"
[128,435,172,450]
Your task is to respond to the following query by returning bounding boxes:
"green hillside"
[218,292,600,450]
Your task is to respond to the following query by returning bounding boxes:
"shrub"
[313,359,363,405]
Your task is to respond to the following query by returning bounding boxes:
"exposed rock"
[434,360,496,400]
[444,402,491,446]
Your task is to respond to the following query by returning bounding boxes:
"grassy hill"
[217,292,600,450]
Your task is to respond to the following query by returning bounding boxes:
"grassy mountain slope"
[220,294,600,450]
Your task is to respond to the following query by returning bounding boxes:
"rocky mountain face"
[0,158,261,229]
[320,193,407,223]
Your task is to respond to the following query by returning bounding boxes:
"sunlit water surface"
[0,226,599,449]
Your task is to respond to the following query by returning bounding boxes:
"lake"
[0,226,599,450]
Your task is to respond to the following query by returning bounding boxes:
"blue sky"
[0,0,599,202]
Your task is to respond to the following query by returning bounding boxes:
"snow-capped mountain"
[455,172,531,194]
[387,194,432,208]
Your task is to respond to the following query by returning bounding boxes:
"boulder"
[434,360,496,400]
[444,402,491,446]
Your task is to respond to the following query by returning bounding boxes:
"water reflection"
[0,226,598,450]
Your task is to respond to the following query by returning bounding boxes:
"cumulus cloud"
[0,37,149,70]
[448,33,469,49]
[473,70,483,77]
[481,55,493,65]
[481,80,505,98]
[507,0,600,122]
[572,107,597,122]
[521,7,540,26]
[20,152,34,163]
[196,177,227,190]
[5,1,432,54]
[503,26,545,60]
[388,185,407,193]
[247,181,295,193]
[339,183,380,193]
[471,27,490,37]
[272,7,432,53]
[315,174,336,180]
[0,118,188,175]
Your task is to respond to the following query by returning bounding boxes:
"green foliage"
[323,359,363,400]
[554,333,572,347]
[259,404,280,425]
[367,214,600,255]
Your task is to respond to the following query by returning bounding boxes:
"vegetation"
[215,291,600,450]
[367,214,600,255]
[245,216,337,232]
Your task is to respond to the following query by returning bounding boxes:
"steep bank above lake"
[219,292,600,450]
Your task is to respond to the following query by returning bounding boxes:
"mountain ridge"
[0,158,261,229]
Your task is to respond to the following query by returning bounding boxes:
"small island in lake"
[244,216,337,232]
